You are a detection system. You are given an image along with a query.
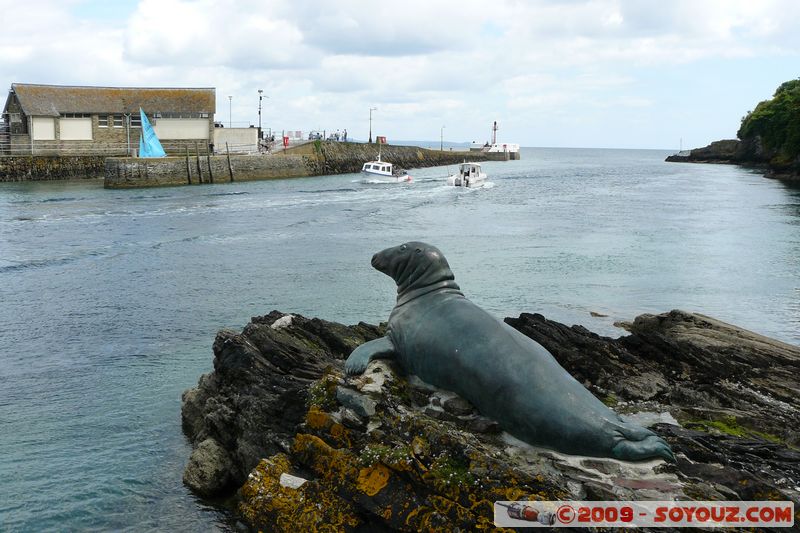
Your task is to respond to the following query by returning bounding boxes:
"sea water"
[1,148,798,531]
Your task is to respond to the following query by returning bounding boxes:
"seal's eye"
[400,244,407,251]
[415,248,421,254]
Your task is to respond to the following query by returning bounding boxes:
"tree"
[737,78,800,167]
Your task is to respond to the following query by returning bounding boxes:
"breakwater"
[0,156,106,182]
[104,142,509,188]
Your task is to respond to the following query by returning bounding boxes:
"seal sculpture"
[345,241,675,462]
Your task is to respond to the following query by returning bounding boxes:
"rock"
[182,309,800,530]
[442,396,474,416]
[180,311,385,496]
[336,387,377,418]
[270,314,294,329]
[665,137,799,180]
[278,472,307,489]
[182,438,235,497]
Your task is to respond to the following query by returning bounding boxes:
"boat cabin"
[459,162,482,177]
[362,162,392,173]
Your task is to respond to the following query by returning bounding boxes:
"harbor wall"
[104,154,317,188]
[0,155,106,182]
[104,142,510,188]
[294,141,509,174]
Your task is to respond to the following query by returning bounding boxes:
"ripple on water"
[1,148,799,530]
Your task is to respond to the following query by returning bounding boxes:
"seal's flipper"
[611,424,676,463]
[344,336,396,375]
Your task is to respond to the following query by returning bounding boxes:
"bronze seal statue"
[345,241,675,462]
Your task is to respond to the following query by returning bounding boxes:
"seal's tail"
[611,425,676,463]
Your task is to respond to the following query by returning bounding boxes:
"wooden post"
[206,144,214,183]
[195,141,203,183]
[185,146,192,184]
[226,142,234,182]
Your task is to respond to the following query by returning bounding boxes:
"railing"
[0,137,210,157]
[0,132,349,157]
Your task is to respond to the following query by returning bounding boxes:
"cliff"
[181,310,800,531]
[666,79,800,180]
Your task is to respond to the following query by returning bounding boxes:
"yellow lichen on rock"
[329,422,351,447]
[356,463,391,496]
[238,453,361,533]
[292,433,360,486]
[305,406,333,430]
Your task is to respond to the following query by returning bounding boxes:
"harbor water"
[1,147,798,530]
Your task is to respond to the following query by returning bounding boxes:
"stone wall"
[104,154,318,188]
[283,141,508,174]
[0,155,106,182]
[104,142,513,188]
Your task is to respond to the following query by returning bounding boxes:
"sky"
[1,0,798,149]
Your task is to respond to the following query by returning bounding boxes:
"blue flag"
[138,108,166,158]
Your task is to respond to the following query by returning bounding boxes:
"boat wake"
[354,179,413,185]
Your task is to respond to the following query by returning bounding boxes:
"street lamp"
[440,125,445,151]
[257,89,263,140]
[228,95,232,128]
[368,107,377,143]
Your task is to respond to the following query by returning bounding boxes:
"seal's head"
[372,241,460,300]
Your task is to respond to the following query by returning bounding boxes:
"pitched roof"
[10,84,216,116]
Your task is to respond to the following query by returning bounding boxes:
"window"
[59,115,92,140]
[32,117,56,140]
[61,113,90,118]
[113,115,123,128]
[10,113,21,123]
[98,115,108,127]
[159,112,209,119]
[130,114,142,128]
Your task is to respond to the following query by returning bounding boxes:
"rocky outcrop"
[665,138,769,165]
[182,310,800,531]
[665,138,799,179]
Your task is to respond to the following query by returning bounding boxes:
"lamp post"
[258,89,263,140]
[440,125,445,151]
[368,107,377,143]
[228,95,232,128]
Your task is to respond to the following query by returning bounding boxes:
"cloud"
[123,0,311,69]
[280,1,487,57]
[1,0,798,146]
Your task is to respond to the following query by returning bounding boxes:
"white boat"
[447,162,487,188]
[361,151,411,182]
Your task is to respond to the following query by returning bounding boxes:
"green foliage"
[359,443,413,467]
[427,455,476,487]
[306,372,338,411]
[602,392,618,407]
[684,416,785,445]
[738,78,800,166]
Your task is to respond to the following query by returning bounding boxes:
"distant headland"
[667,78,800,180]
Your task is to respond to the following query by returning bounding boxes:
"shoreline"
[181,309,800,530]
[665,139,799,181]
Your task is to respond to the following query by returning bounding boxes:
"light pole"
[228,95,232,128]
[440,125,445,151]
[368,107,376,143]
[258,89,263,140]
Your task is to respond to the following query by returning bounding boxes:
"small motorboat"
[447,162,487,188]
[361,151,411,182]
